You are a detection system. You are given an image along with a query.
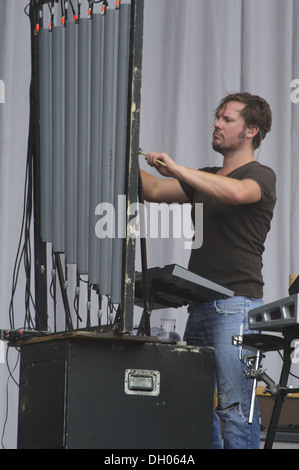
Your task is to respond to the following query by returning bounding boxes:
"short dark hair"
[215,92,272,150]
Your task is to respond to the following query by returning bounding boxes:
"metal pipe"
[65,22,79,265]
[77,18,91,274]
[88,13,105,286]
[39,27,53,243]
[111,4,131,304]
[52,26,65,253]
[98,9,116,295]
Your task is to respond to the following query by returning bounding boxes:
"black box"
[16,332,214,449]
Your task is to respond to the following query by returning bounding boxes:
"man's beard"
[212,126,246,154]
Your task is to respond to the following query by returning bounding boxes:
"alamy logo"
[0,79,5,104]
[291,79,299,104]
[94,195,203,250]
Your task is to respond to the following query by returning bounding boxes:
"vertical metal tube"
[248,350,262,424]
[98,9,116,295]
[77,18,91,274]
[88,13,104,286]
[111,4,131,304]
[52,26,65,253]
[39,27,52,243]
[65,22,78,265]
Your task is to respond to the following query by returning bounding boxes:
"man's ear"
[247,125,259,138]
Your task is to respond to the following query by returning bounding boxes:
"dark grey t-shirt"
[180,161,277,298]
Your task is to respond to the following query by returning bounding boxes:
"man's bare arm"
[140,169,190,204]
[145,152,261,205]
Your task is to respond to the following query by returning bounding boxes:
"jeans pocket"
[214,297,246,315]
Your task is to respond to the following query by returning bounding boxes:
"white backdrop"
[0,0,299,449]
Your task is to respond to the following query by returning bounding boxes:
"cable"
[8,116,35,331]
[48,0,55,30]
[277,349,299,382]
[24,2,31,18]
[69,0,79,22]
[101,0,108,15]
[1,347,20,449]
[61,0,65,25]
[87,0,94,18]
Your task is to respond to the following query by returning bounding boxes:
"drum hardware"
[233,330,299,449]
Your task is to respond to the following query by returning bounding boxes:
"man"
[140,92,276,449]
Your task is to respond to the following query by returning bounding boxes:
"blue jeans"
[184,296,263,449]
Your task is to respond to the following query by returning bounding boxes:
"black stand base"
[242,330,299,449]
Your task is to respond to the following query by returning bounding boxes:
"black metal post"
[264,334,295,449]
[30,1,48,331]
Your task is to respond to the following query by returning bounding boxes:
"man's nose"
[214,119,222,129]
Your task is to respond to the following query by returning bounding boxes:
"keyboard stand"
[234,329,299,449]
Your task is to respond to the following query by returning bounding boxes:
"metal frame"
[114,0,144,333]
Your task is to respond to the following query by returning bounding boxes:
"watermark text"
[94,195,203,250]
[291,79,299,104]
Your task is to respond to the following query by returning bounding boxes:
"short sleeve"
[245,165,276,204]
[179,180,194,202]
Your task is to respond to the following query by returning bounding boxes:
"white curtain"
[0,1,32,449]
[0,0,298,448]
